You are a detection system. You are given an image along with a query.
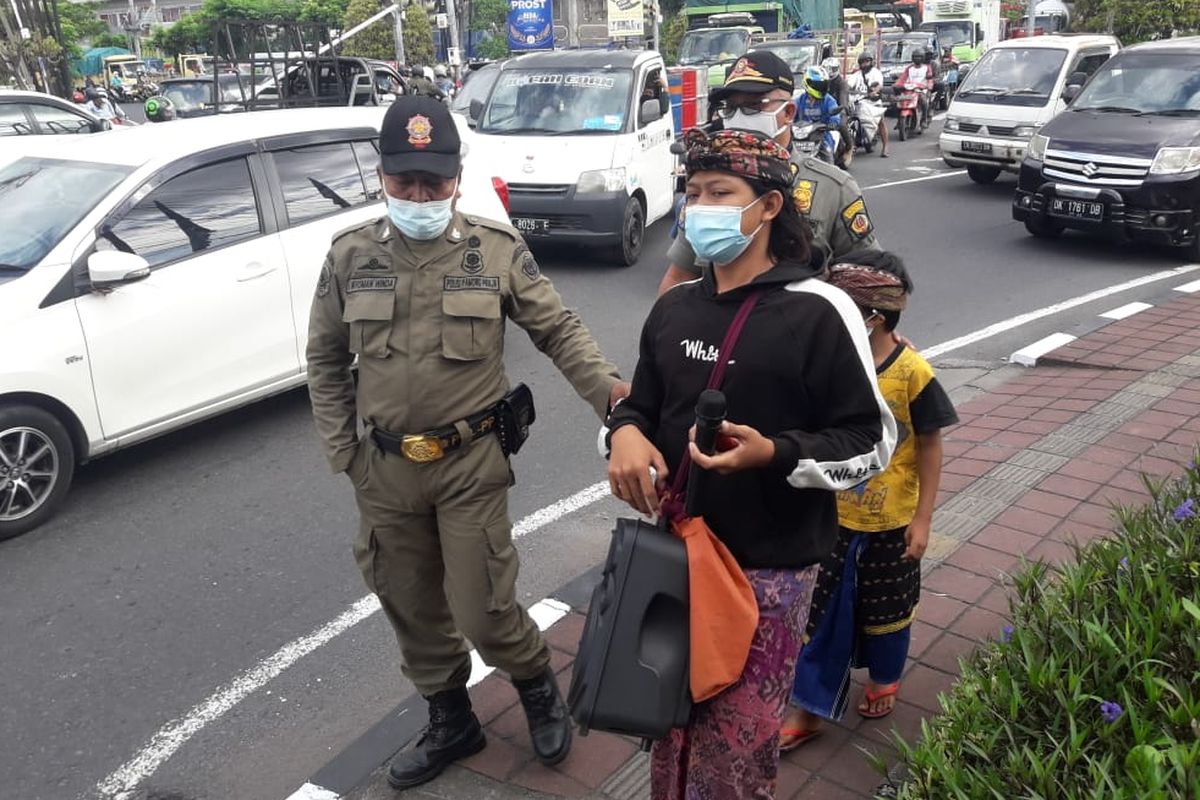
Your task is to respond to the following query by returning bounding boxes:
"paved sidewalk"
[347,292,1200,800]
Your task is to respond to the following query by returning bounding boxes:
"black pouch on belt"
[495,383,536,456]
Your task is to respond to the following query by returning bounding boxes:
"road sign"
[436,12,448,28]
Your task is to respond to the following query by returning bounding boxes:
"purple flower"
[1118,557,1129,571]
[1175,498,1196,521]
[1001,625,1013,642]
[1099,701,1123,723]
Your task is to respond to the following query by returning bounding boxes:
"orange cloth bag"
[662,290,763,702]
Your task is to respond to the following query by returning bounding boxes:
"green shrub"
[892,456,1200,799]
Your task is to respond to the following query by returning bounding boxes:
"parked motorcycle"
[793,117,842,166]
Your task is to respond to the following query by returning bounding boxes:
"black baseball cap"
[711,50,795,102]
[379,95,461,178]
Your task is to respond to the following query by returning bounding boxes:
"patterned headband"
[684,127,793,190]
[827,264,908,311]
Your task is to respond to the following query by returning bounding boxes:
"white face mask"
[726,107,789,140]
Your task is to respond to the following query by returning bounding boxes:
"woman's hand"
[608,425,669,516]
[688,421,775,475]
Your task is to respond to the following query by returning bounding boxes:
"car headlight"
[944,116,960,131]
[577,167,626,194]
[1013,125,1039,139]
[1149,146,1200,175]
[1028,133,1049,161]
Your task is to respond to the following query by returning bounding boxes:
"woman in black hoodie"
[606,128,896,799]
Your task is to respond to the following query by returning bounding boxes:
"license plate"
[962,140,992,154]
[1050,198,1105,220]
[796,140,817,154]
[513,217,550,234]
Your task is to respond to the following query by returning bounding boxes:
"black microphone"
[686,389,726,517]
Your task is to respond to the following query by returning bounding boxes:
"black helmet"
[911,50,925,64]
[144,94,176,123]
[858,52,874,66]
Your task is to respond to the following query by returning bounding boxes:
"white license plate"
[796,141,818,154]
[962,140,992,154]
[513,218,550,234]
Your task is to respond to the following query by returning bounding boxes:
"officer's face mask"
[385,178,458,240]
[683,195,764,265]
[725,100,792,141]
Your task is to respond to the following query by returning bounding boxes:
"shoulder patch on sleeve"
[316,263,331,297]
[840,196,874,241]
[512,244,540,279]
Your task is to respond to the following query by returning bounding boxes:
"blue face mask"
[683,197,763,265]
[386,180,457,240]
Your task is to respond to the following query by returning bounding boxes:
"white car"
[0,89,108,136]
[0,107,510,539]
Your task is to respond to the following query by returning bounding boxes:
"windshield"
[0,158,131,272]
[957,47,1067,105]
[163,78,249,111]
[868,37,929,64]
[1073,52,1200,115]
[923,21,971,48]
[451,65,499,115]
[758,43,820,75]
[480,68,633,134]
[679,29,751,65]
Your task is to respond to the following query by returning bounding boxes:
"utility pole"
[443,0,460,74]
[650,0,660,52]
[1025,0,1036,38]
[393,3,406,65]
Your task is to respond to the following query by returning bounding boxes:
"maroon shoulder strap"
[670,290,764,497]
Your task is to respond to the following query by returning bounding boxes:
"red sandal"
[857,682,900,719]
[779,727,822,752]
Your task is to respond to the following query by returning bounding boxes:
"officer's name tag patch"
[444,275,500,291]
[347,276,398,293]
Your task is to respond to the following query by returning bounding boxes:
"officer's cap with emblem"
[711,50,795,103]
[379,95,463,178]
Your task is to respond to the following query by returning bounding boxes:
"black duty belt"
[372,407,498,464]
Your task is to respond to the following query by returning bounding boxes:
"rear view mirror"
[88,250,150,288]
[1063,84,1082,103]
[639,98,663,125]
[469,99,483,121]
[1068,71,1088,87]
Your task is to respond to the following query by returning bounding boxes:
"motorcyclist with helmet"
[796,65,843,163]
[895,49,934,130]
[847,52,890,157]
[84,87,127,123]
[433,64,455,98]
[143,95,176,123]
[821,57,854,163]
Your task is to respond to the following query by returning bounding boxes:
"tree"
[298,0,349,27]
[403,2,435,64]
[340,0,394,59]
[92,32,129,48]
[470,0,508,59]
[1072,0,1199,43]
[660,11,687,65]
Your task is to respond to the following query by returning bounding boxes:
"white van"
[0,108,508,540]
[467,49,676,266]
[940,34,1120,183]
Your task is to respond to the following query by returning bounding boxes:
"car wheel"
[967,165,1002,184]
[0,405,75,541]
[1024,217,1064,238]
[611,196,645,267]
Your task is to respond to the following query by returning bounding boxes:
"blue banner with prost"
[508,0,554,51]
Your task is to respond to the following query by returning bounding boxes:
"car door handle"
[237,262,277,282]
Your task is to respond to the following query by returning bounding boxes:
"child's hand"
[903,518,930,561]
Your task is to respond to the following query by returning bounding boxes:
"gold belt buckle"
[401,435,444,463]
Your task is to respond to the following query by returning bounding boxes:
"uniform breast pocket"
[342,292,395,359]
[441,291,502,362]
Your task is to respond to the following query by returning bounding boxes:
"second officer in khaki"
[307,96,626,789]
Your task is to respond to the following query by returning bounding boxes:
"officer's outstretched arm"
[306,255,359,473]
[506,245,621,420]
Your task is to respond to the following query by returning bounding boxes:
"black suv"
[1013,37,1200,259]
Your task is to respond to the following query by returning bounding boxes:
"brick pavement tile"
[1086,377,1140,392]
[1080,444,1136,467]
[795,777,869,800]
[1007,394,1055,409]
[969,523,1044,557]
[900,664,958,713]
[1016,488,1081,518]
[788,719,853,773]
[1102,432,1158,454]
[1117,421,1175,442]
[460,734,529,782]
[1070,387,1117,401]
[1046,398,1096,412]
[945,542,1021,577]
[963,443,1020,463]
[1010,419,1061,436]
[923,564,995,603]
[1182,417,1200,433]
[1058,458,1123,484]
[942,458,993,478]
[1165,429,1200,448]
[1121,357,1174,371]
[945,426,995,443]
[1038,474,1101,502]
[544,613,586,656]
[1029,408,1079,424]
[907,620,941,659]
[941,439,975,458]
[916,593,968,628]
[919,631,978,676]
[554,731,637,789]
[986,404,1038,420]
[1093,486,1151,509]
[1160,394,1200,411]
[1069,502,1117,530]
[939,471,976,493]
[957,396,1005,415]
[775,760,812,800]
[970,415,1018,431]
[1134,454,1186,477]
[1030,538,1077,567]
[490,702,531,743]
[472,675,521,726]
[1107,469,1154,493]
[992,506,1062,536]
[951,606,1010,643]
[818,737,896,795]
[1151,441,1198,462]
[1053,519,1112,548]
[978,585,1015,616]
[508,761,591,797]
[856,699,928,748]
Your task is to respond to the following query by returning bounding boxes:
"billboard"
[508,0,554,51]
[606,0,643,38]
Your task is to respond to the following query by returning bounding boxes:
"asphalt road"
[2,124,1194,800]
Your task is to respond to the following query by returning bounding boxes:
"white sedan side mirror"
[88,250,151,288]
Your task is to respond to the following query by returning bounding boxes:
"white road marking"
[1173,277,1200,293]
[1010,332,1077,367]
[923,264,1200,359]
[905,165,936,174]
[93,487,605,800]
[1099,301,1152,321]
[862,170,966,190]
[93,260,1200,800]
[283,783,340,800]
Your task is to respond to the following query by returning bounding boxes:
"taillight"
[491,176,511,214]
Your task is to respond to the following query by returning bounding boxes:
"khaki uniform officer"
[307,96,626,788]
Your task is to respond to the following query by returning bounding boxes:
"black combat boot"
[513,667,572,766]
[387,687,486,789]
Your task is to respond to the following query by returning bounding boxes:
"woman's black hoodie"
[607,260,897,569]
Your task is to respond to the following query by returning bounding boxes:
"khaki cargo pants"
[347,432,550,695]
